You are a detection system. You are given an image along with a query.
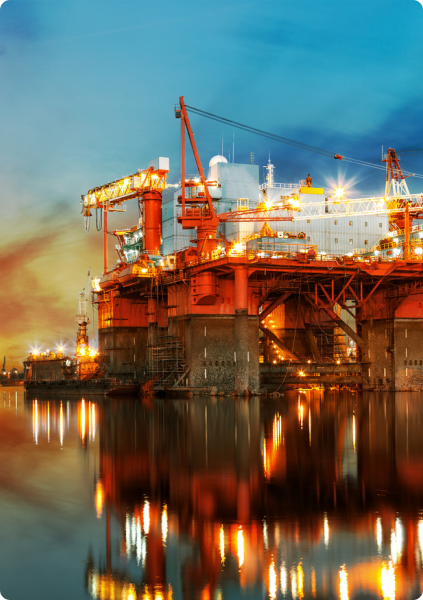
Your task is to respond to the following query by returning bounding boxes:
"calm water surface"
[1,388,423,599]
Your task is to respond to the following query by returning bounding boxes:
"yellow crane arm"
[81,167,168,211]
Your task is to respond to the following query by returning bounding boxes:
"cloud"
[0,205,102,366]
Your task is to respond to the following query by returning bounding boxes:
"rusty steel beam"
[260,325,300,361]
[360,263,399,307]
[304,293,367,350]
[260,292,291,322]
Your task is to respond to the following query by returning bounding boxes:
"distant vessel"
[23,291,139,397]
[1,356,24,386]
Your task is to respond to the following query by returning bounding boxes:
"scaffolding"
[311,324,352,362]
[147,334,187,390]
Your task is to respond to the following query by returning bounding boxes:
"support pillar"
[234,267,249,395]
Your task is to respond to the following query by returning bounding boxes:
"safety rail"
[169,247,407,270]
[260,182,300,190]
[254,241,317,256]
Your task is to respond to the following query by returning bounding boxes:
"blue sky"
[1,0,423,363]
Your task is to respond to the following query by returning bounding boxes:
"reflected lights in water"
[219,525,225,565]
[352,412,356,453]
[59,401,64,447]
[33,399,88,446]
[262,435,268,480]
[263,519,268,551]
[80,399,85,444]
[89,403,96,442]
[125,515,131,560]
[54,394,423,600]
[311,566,316,597]
[137,518,143,566]
[161,504,168,545]
[298,398,304,429]
[323,513,330,547]
[418,516,423,560]
[33,399,38,444]
[280,562,287,595]
[88,572,173,600]
[273,414,282,449]
[381,560,395,600]
[376,516,383,554]
[339,565,349,600]
[95,480,104,519]
[125,512,146,567]
[237,526,245,568]
[390,517,403,564]
[269,558,277,600]
[143,499,150,535]
[290,565,297,599]
[395,517,403,556]
[77,400,97,446]
[297,562,304,600]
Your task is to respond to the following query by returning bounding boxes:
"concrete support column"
[234,268,249,395]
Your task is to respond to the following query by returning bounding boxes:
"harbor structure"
[79,98,423,394]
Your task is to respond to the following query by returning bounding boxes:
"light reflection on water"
[3,389,423,598]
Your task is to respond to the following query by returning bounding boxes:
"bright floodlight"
[334,187,345,199]
[415,246,423,255]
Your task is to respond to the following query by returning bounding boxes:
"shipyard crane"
[81,99,296,271]
[175,96,294,257]
[82,99,423,269]
[81,163,169,272]
[174,98,423,260]
[284,148,423,259]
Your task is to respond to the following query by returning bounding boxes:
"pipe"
[143,191,162,256]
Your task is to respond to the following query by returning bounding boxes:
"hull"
[25,380,140,397]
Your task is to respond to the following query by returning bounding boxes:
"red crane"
[175,96,293,258]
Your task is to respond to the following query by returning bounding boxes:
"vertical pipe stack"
[143,191,162,256]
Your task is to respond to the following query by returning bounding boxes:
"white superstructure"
[161,155,390,256]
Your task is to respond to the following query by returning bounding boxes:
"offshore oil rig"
[80,97,423,394]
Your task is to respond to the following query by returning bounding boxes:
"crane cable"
[185,105,423,180]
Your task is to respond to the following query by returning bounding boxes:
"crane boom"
[288,194,423,221]
[81,167,168,212]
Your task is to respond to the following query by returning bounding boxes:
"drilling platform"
[81,97,423,394]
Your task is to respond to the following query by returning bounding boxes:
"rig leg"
[234,268,249,395]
